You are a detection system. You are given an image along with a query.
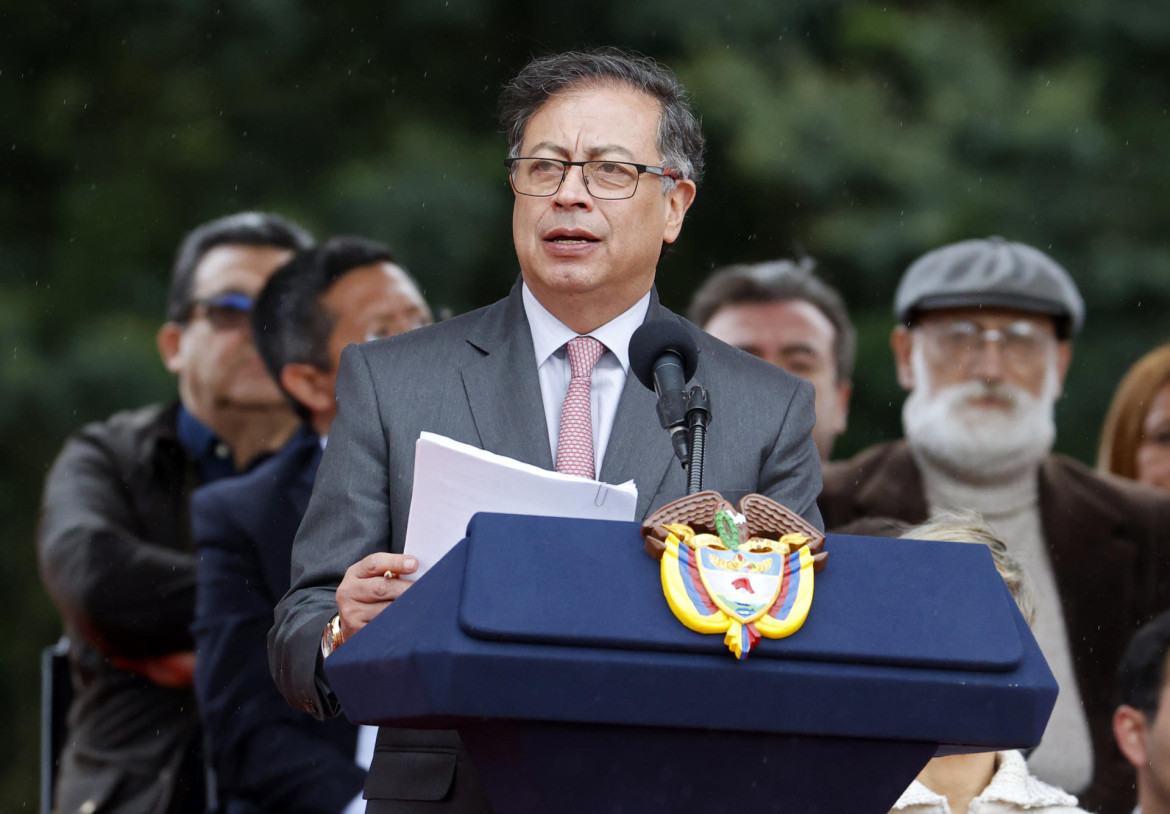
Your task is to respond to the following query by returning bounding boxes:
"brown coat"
[821,441,1170,814]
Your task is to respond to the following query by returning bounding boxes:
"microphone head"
[629,319,700,391]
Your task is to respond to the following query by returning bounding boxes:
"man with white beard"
[819,237,1170,814]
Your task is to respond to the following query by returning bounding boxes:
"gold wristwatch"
[320,614,345,659]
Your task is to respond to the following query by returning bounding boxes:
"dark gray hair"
[167,211,314,323]
[687,259,856,383]
[498,48,705,187]
[1116,609,1170,715]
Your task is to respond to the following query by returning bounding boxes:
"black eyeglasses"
[183,292,255,331]
[505,157,680,200]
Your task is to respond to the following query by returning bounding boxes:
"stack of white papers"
[402,432,639,579]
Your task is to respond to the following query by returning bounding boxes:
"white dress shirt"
[521,283,650,478]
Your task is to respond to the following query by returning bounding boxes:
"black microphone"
[629,320,700,467]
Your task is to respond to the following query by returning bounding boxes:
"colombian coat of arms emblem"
[643,492,827,659]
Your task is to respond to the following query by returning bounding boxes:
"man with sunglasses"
[271,49,822,813]
[38,212,312,814]
[818,237,1170,814]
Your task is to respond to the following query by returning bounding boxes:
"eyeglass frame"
[504,157,681,200]
[179,291,256,331]
[916,318,1057,367]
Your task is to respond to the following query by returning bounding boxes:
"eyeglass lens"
[193,292,254,330]
[936,320,1049,364]
[510,159,643,199]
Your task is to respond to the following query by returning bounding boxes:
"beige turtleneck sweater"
[913,450,1093,795]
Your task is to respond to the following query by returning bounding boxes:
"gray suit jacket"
[270,284,822,810]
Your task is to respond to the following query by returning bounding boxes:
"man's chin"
[214,393,292,413]
[525,266,605,293]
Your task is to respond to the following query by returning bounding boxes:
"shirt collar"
[892,751,1081,811]
[521,282,650,372]
[977,750,1080,807]
[176,406,236,484]
[889,779,945,809]
[176,406,220,460]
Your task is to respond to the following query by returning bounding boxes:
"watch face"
[321,616,339,659]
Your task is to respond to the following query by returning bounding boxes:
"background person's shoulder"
[1047,453,1170,516]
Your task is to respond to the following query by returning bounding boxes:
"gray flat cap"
[894,237,1085,337]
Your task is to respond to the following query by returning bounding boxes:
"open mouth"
[544,229,599,245]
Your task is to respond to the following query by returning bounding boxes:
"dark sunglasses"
[186,292,255,330]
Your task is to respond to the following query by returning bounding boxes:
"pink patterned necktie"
[555,335,606,478]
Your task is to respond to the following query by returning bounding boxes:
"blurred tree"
[2,0,1168,807]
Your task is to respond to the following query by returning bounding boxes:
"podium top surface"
[458,513,1024,671]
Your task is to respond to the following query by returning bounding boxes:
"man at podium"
[270,48,824,812]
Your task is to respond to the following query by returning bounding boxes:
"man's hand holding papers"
[331,432,638,642]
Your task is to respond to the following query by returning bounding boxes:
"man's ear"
[1112,704,1149,769]
[891,326,916,392]
[662,179,697,245]
[280,363,331,416]
[157,323,184,374]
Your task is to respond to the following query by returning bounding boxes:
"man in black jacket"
[37,212,312,814]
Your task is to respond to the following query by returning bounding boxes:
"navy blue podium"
[325,513,1056,813]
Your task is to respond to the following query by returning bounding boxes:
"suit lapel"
[599,292,678,519]
[599,368,675,518]
[1038,456,1126,599]
[291,441,323,518]
[239,429,321,600]
[460,284,553,469]
[458,282,679,514]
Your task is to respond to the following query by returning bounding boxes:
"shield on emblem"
[695,547,785,625]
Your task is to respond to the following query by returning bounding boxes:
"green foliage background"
[3,1,1168,806]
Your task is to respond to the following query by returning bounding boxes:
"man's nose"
[972,337,1006,384]
[552,165,593,208]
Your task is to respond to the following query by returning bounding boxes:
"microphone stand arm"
[684,385,711,495]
